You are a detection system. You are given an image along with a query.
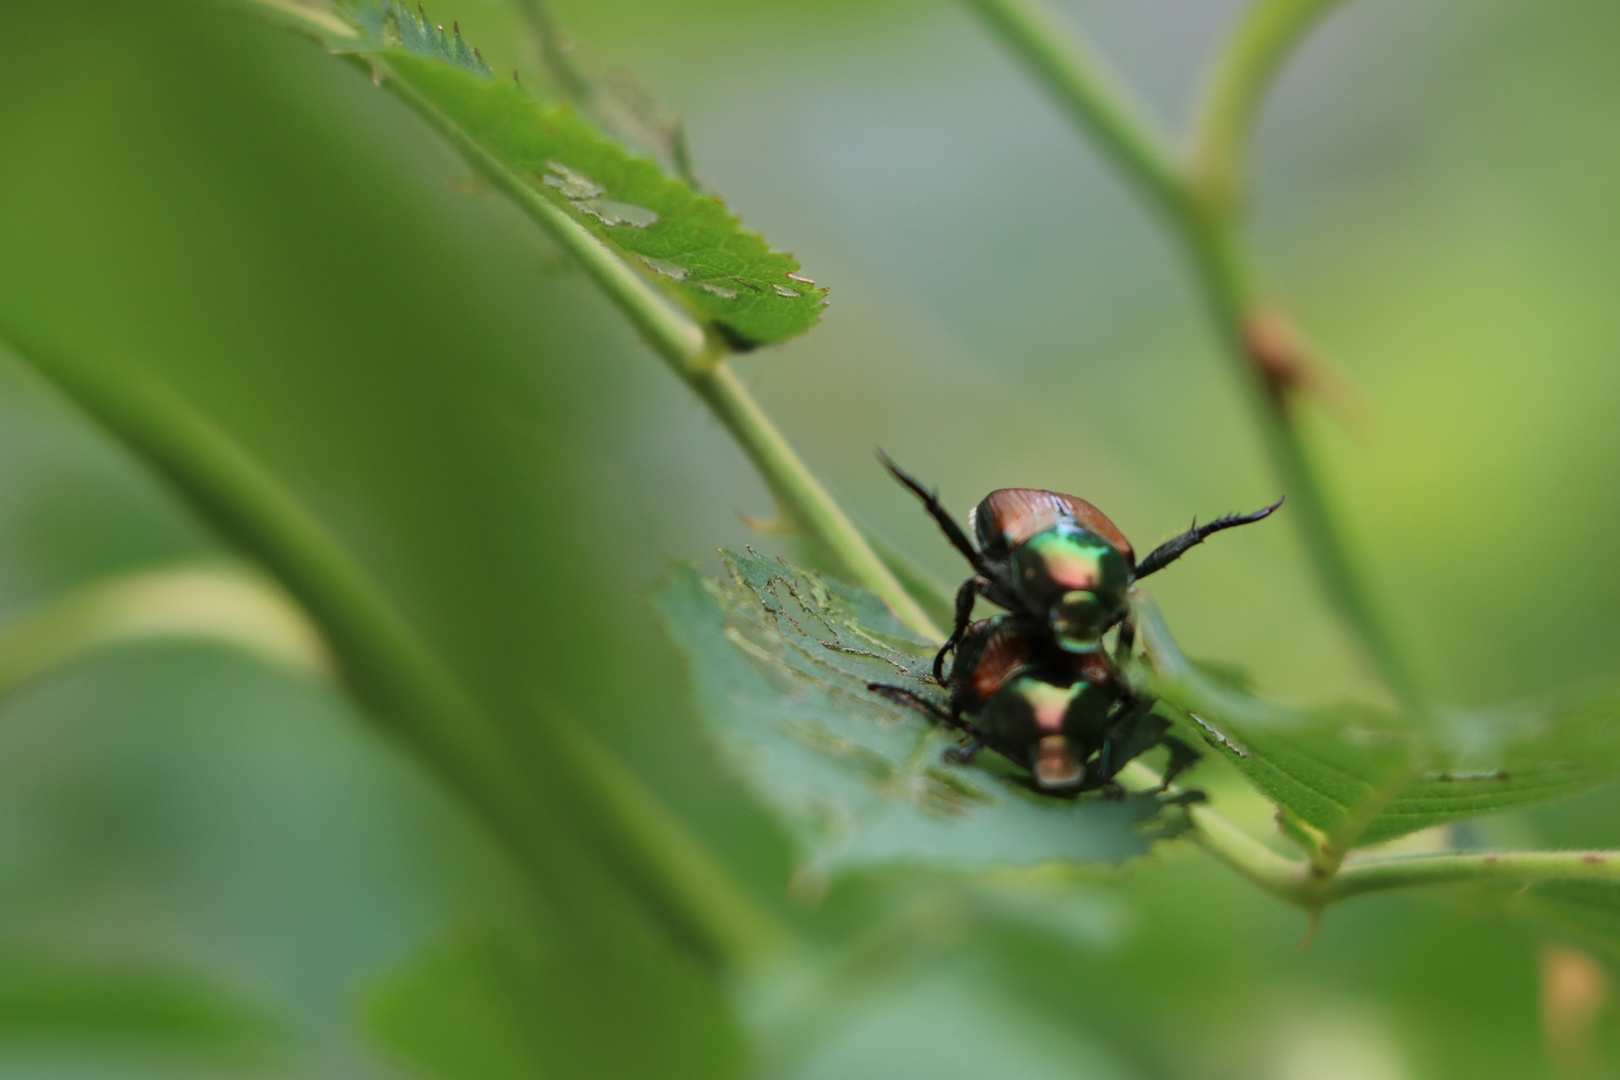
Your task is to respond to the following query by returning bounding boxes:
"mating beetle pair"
[870,453,1280,794]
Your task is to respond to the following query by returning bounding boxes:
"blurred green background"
[1,0,1620,1076]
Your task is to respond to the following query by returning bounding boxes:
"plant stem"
[1180,212,1422,710]
[0,565,333,692]
[1329,850,1620,900]
[1198,822,1620,909]
[965,0,1421,710]
[512,0,593,105]
[690,363,942,639]
[1120,764,1620,909]
[1188,0,1347,214]
[963,0,1192,228]
[0,326,788,967]
[540,712,792,963]
[374,64,719,376]
[370,55,941,641]
[235,0,941,638]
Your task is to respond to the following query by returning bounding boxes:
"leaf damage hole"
[1422,769,1511,783]
[1188,712,1250,758]
[541,162,658,229]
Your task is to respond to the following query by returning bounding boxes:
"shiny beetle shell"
[969,488,1134,564]
[950,618,1118,790]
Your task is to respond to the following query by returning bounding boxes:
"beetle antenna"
[876,449,994,576]
[1133,497,1284,580]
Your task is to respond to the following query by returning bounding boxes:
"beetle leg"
[869,683,994,769]
[1133,497,1285,581]
[867,682,952,724]
[1158,736,1202,791]
[933,577,981,681]
[877,450,996,578]
[944,736,985,764]
[975,573,1028,616]
[1091,698,1171,785]
[1113,619,1136,665]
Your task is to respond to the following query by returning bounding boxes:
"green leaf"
[657,550,1176,875]
[0,1,761,1062]
[365,920,743,1080]
[1136,596,1620,853]
[273,0,827,350]
[0,956,283,1064]
[1512,881,1620,969]
[0,564,331,700]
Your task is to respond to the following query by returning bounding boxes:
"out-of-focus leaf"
[365,919,743,1080]
[1387,685,1620,836]
[657,550,1175,875]
[776,959,1140,1080]
[0,956,282,1064]
[1137,596,1620,851]
[252,0,828,349]
[0,564,331,700]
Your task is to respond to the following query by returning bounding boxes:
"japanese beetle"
[869,614,1194,793]
[877,452,1281,677]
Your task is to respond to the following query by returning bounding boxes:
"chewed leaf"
[1377,684,1620,839]
[1167,699,1420,849]
[347,2,492,77]
[1136,595,1620,852]
[302,1,826,348]
[657,551,1174,875]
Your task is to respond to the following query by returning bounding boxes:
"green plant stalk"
[1330,850,1620,900]
[543,714,791,965]
[965,0,1419,710]
[0,565,334,690]
[0,326,787,967]
[962,0,1192,228]
[1198,809,1620,908]
[1182,216,1422,710]
[368,55,942,642]
[1118,763,1620,908]
[688,363,941,639]
[1188,0,1347,214]
[512,0,593,105]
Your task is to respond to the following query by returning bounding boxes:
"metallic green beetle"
[869,614,1195,793]
[879,452,1281,678]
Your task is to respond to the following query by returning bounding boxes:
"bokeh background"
[2,0,1620,1076]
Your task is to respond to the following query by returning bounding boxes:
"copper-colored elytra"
[973,488,1133,563]
[965,621,1035,704]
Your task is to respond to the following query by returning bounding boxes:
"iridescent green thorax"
[1009,524,1131,652]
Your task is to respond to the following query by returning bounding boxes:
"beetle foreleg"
[1133,497,1285,581]
[877,450,996,577]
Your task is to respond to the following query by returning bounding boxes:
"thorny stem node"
[965,0,1421,713]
